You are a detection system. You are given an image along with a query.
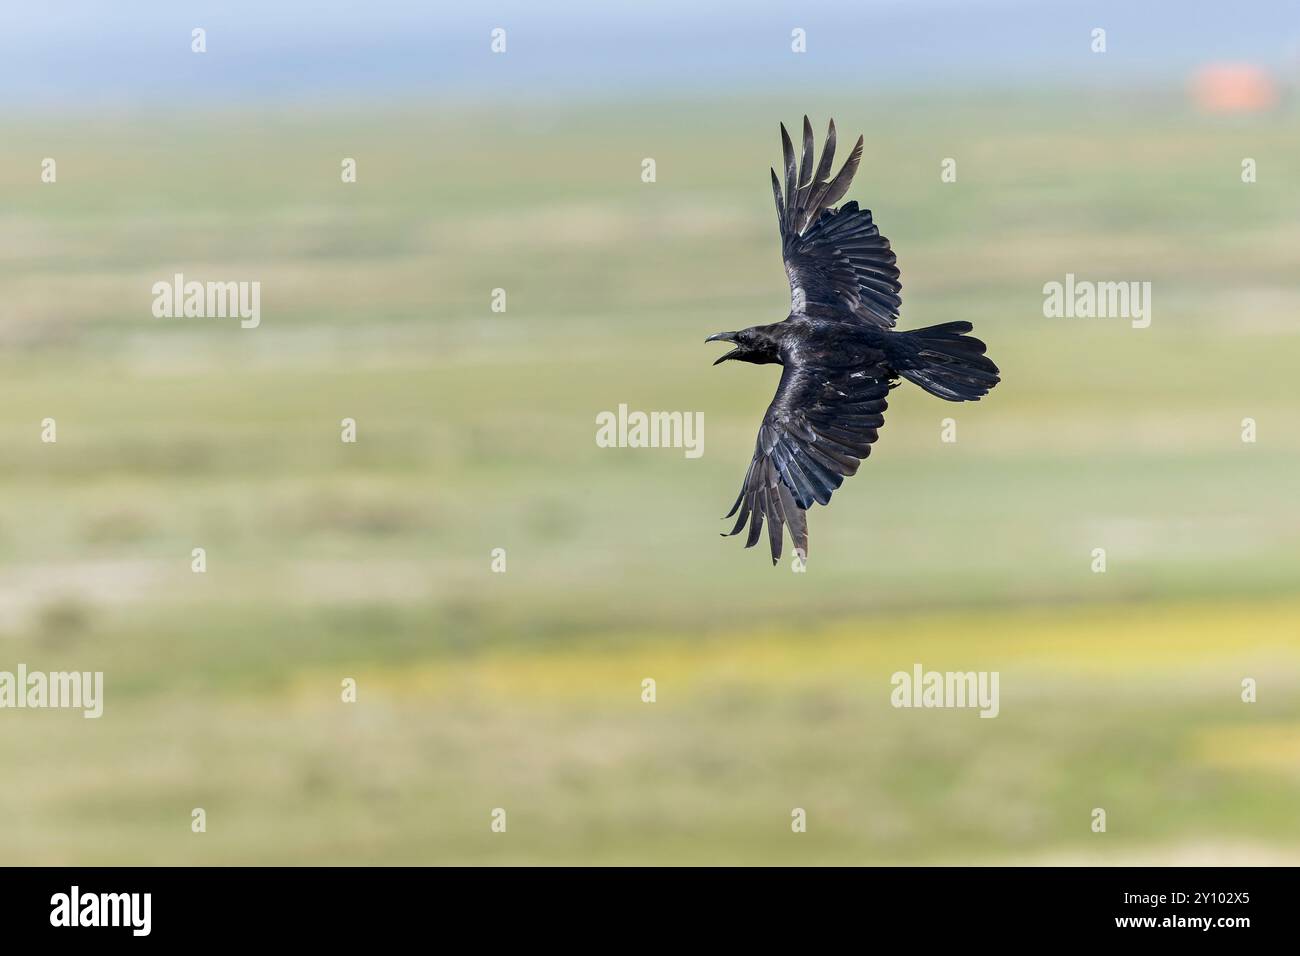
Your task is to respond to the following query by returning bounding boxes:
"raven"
[708,117,1000,566]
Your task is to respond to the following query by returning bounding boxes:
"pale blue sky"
[2,0,1296,107]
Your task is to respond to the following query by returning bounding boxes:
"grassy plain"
[0,92,1297,863]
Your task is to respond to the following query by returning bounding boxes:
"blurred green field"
[1,92,1298,864]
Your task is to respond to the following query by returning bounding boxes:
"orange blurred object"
[1191,62,1280,113]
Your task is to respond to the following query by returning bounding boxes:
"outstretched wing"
[723,358,891,565]
[771,117,901,329]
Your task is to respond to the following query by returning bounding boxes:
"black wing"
[723,358,891,565]
[771,117,901,329]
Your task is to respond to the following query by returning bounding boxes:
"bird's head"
[706,327,778,366]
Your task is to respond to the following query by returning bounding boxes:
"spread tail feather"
[895,321,1000,402]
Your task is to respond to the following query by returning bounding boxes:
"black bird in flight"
[708,116,1000,566]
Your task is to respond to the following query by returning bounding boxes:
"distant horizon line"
[6,80,1287,118]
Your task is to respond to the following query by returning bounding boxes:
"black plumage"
[707,117,1001,565]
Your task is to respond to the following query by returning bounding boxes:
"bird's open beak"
[706,331,739,365]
